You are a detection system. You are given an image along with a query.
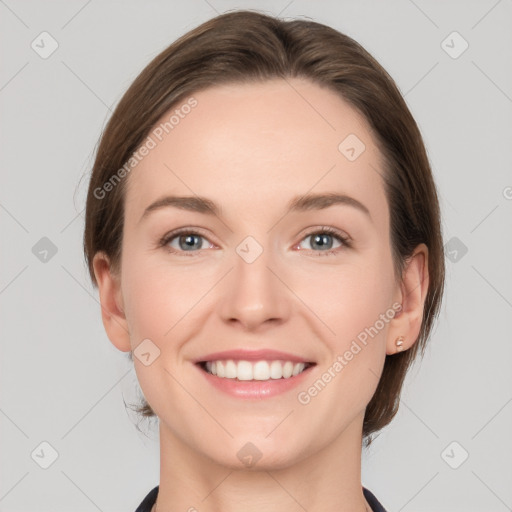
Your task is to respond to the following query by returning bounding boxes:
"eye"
[159,226,351,257]
[159,228,215,256]
[296,227,351,256]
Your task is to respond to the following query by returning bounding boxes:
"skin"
[93,78,429,512]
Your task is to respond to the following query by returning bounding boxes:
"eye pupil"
[311,234,333,250]
[180,234,202,251]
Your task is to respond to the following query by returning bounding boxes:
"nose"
[218,242,291,331]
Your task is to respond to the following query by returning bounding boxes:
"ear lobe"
[92,252,131,352]
[386,243,429,355]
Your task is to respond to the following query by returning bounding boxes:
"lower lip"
[195,363,315,399]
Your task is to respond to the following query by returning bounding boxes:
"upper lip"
[193,349,315,364]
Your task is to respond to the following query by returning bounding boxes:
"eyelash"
[158,226,352,257]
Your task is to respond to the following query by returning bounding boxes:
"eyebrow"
[139,192,371,223]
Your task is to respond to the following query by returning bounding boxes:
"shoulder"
[134,485,159,512]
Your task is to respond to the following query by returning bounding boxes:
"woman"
[83,10,444,512]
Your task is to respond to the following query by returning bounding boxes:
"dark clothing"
[134,486,158,512]
[363,486,388,512]
[135,485,387,511]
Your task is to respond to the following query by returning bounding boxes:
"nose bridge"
[218,233,290,329]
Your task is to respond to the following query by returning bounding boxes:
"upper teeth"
[205,360,307,380]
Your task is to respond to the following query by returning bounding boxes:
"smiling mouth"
[197,360,316,381]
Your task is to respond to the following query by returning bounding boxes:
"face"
[99,78,407,469]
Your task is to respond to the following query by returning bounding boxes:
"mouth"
[196,359,316,381]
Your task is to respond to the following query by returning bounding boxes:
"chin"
[201,437,308,472]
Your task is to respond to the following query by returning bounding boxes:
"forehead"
[124,78,388,226]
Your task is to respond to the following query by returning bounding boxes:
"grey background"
[1,1,511,511]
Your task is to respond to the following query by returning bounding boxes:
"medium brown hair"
[83,9,445,446]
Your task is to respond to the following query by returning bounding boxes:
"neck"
[153,413,372,512]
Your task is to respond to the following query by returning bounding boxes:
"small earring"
[395,336,405,353]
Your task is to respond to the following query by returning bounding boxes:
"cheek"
[297,257,395,410]
[300,255,395,341]
[120,249,172,342]
[121,249,215,343]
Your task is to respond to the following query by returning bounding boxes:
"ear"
[386,243,429,355]
[92,251,131,352]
